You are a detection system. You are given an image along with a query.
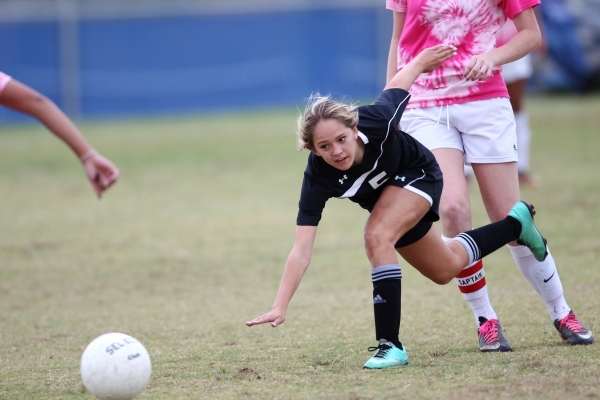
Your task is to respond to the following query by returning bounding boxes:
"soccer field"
[1,95,599,399]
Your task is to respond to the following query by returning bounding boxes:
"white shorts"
[501,54,533,84]
[400,97,517,165]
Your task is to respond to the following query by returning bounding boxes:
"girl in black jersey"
[247,45,549,369]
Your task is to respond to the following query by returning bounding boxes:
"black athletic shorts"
[388,162,443,248]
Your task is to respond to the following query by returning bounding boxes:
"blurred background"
[0,0,598,123]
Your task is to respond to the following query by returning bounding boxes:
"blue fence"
[0,4,391,122]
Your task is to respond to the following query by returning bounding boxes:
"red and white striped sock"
[455,260,497,326]
[444,235,497,327]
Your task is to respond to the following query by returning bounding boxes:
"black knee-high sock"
[371,264,402,348]
[455,217,521,264]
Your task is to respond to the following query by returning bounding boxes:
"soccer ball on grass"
[81,332,152,400]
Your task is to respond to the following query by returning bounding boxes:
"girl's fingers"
[246,315,271,326]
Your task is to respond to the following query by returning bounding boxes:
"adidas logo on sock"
[373,294,386,304]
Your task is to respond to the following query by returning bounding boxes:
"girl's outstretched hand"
[415,44,457,73]
[246,309,286,328]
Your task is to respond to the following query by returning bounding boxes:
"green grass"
[1,95,600,399]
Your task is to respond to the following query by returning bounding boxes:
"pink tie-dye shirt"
[386,0,540,108]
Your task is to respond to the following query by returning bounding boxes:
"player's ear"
[306,144,321,156]
[353,126,359,140]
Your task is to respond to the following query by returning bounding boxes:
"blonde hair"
[296,93,358,150]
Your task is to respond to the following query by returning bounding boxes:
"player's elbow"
[526,24,543,52]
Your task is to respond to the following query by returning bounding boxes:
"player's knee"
[440,200,470,229]
[364,228,394,255]
[427,270,455,285]
[420,259,460,285]
[363,229,380,254]
[438,272,456,285]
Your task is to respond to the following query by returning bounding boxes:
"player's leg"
[504,56,540,188]
[432,148,473,235]
[474,162,594,344]
[432,148,502,340]
[402,106,506,351]
[468,92,593,344]
[362,186,547,367]
[506,79,531,182]
[398,199,547,282]
[362,185,429,369]
[397,199,546,352]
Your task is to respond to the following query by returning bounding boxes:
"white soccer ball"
[81,332,152,400]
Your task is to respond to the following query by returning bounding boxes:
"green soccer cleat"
[508,201,548,261]
[363,339,408,369]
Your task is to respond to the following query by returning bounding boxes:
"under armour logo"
[513,143,518,151]
[339,175,348,184]
[395,176,406,181]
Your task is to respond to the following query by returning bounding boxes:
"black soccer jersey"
[297,88,442,226]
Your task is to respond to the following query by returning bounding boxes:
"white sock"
[509,245,570,321]
[443,235,497,327]
[462,284,497,326]
[515,111,531,173]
